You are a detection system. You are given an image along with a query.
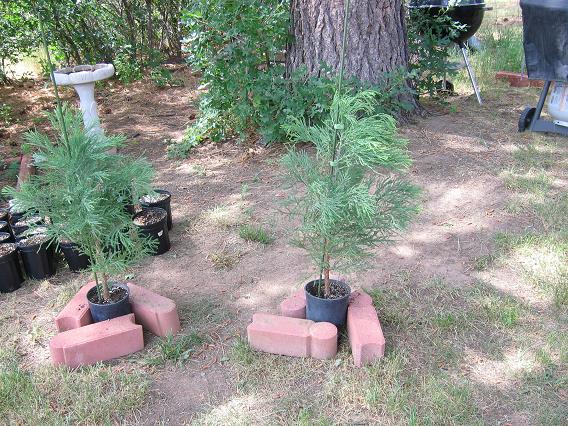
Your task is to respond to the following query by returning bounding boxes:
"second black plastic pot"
[87,282,132,322]
[140,189,173,230]
[60,241,90,272]
[17,237,56,280]
[305,279,351,327]
[133,207,171,255]
[0,244,24,292]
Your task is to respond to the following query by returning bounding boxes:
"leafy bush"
[114,47,143,84]
[407,9,465,96]
[171,0,415,157]
[0,103,13,125]
[150,67,184,88]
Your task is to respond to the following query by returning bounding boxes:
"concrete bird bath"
[53,64,114,135]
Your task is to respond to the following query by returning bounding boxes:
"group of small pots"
[0,189,173,296]
[0,207,57,293]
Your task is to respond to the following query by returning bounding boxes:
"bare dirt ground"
[1,53,567,425]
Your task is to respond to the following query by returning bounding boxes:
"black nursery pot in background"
[59,241,90,272]
[133,207,170,255]
[17,235,56,280]
[140,189,172,230]
[87,282,132,322]
[305,279,351,327]
[0,243,24,292]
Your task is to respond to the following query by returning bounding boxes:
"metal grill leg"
[460,43,483,105]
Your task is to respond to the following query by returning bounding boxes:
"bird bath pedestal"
[52,64,114,136]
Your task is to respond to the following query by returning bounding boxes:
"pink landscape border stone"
[54,282,180,336]
[347,291,385,367]
[49,313,143,368]
[277,288,385,367]
[247,313,337,360]
[51,282,181,367]
[55,284,93,332]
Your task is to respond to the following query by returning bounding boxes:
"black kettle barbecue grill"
[518,0,568,137]
[409,0,489,104]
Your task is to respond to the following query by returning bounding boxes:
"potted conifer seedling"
[3,106,156,321]
[281,90,420,326]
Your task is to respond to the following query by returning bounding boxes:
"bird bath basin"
[53,64,114,135]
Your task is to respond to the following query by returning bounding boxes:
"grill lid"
[409,0,485,7]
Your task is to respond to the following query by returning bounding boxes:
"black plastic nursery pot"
[133,207,170,255]
[305,279,351,327]
[0,243,24,293]
[140,189,172,230]
[17,235,56,280]
[87,282,132,322]
[59,241,90,272]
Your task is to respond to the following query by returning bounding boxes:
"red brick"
[49,314,143,368]
[347,304,385,367]
[247,313,337,359]
[128,283,181,337]
[55,284,93,332]
[279,289,306,319]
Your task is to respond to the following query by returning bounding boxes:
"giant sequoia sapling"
[3,106,155,302]
[281,90,420,298]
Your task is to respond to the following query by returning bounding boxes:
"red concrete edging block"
[128,283,181,337]
[247,313,337,360]
[280,289,306,319]
[55,284,93,332]
[55,282,180,337]
[49,313,143,368]
[347,291,385,367]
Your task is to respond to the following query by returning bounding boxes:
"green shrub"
[114,46,143,84]
[407,9,465,96]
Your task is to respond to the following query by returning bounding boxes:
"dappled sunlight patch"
[464,346,537,389]
[195,394,275,425]
[201,202,249,229]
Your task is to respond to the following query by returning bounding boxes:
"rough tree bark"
[286,0,418,110]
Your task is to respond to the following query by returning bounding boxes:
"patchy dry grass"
[0,350,148,425]
[239,223,275,245]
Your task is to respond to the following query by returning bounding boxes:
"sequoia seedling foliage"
[3,106,155,301]
[282,90,420,297]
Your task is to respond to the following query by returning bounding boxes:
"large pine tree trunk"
[286,0,417,110]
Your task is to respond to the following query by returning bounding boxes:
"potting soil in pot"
[140,192,169,203]
[0,243,16,257]
[88,285,128,304]
[133,208,167,226]
[306,280,350,299]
